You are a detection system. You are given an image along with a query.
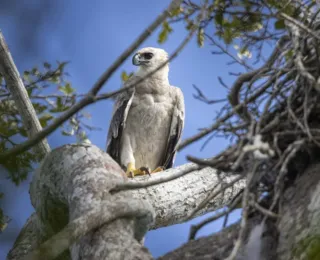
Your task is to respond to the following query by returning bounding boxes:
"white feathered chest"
[121,79,175,170]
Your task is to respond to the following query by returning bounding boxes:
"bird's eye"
[143,52,153,60]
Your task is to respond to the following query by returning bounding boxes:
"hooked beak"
[132,53,141,66]
[132,53,149,66]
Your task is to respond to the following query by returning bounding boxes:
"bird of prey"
[106,47,185,177]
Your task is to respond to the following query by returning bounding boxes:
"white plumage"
[106,47,184,176]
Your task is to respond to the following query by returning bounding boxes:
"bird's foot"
[151,166,165,173]
[126,163,150,178]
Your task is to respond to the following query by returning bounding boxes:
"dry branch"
[0,31,50,157]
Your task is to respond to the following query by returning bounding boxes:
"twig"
[189,193,242,240]
[267,140,304,218]
[250,199,279,219]
[111,163,199,192]
[223,189,243,228]
[280,12,320,41]
[225,162,258,260]
[192,84,227,104]
[0,31,51,158]
[228,36,289,123]
[178,79,272,151]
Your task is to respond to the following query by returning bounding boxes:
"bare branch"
[0,31,50,157]
[280,12,320,41]
[188,193,242,240]
[178,80,271,151]
[112,163,199,192]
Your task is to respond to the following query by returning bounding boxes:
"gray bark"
[7,144,244,260]
[0,31,50,157]
[7,143,320,260]
[159,161,320,260]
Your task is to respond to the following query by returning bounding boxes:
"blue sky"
[0,0,245,258]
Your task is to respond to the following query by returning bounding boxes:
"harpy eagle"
[106,47,185,177]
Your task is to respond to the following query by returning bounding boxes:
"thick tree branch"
[0,31,50,157]
[24,199,154,260]
[7,144,244,259]
[159,161,320,260]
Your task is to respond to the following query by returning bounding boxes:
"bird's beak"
[132,53,141,66]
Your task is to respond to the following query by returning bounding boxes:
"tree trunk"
[7,144,243,260]
[8,144,320,259]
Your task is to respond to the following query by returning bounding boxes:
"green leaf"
[285,49,294,61]
[31,67,40,76]
[186,20,194,30]
[32,103,47,114]
[57,61,69,71]
[59,83,74,95]
[27,87,33,97]
[121,71,130,82]
[43,62,51,69]
[222,28,233,44]
[19,127,28,137]
[39,114,54,127]
[169,6,182,17]
[274,19,285,30]
[158,21,173,44]
[215,12,224,25]
[197,28,205,47]
[49,75,60,84]
[0,141,35,184]
[62,129,74,136]
[23,71,31,82]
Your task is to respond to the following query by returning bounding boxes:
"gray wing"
[160,87,185,169]
[106,78,136,165]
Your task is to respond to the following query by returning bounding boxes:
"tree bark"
[159,161,320,260]
[7,144,244,260]
[7,143,320,259]
[0,31,50,157]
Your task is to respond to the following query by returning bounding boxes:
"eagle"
[106,47,185,177]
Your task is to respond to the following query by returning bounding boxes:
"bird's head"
[132,47,169,79]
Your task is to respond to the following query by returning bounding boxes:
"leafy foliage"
[158,0,317,63]
[121,71,134,82]
[0,61,95,184]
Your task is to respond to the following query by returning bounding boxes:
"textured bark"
[7,143,320,259]
[0,31,50,157]
[7,144,244,260]
[29,144,154,260]
[159,162,320,260]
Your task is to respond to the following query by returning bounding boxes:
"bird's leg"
[126,162,150,178]
[151,166,165,173]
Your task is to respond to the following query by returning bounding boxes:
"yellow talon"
[126,163,150,178]
[152,166,165,173]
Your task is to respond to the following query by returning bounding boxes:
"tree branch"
[0,31,50,157]
[24,199,154,260]
[8,144,245,259]
[178,80,272,151]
